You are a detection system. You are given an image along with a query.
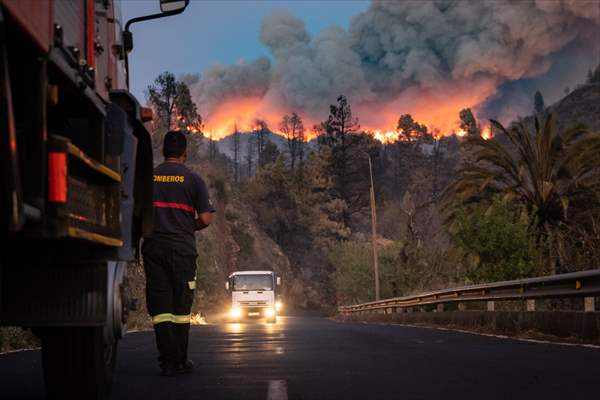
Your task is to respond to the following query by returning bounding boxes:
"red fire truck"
[0,1,189,398]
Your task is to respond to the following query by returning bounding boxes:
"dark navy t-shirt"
[146,162,214,256]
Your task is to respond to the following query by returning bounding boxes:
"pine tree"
[459,108,480,136]
[147,71,199,131]
[280,112,305,170]
[245,136,255,178]
[396,114,429,141]
[317,95,377,226]
[590,64,600,84]
[231,125,241,183]
[534,90,545,114]
[208,134,217,161]
[253,119,268,168]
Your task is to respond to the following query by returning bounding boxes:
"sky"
[121,0,370,101]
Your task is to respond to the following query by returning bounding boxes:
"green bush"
[450,196,541,283]
[329,241,403,304]
[0,327,39,352]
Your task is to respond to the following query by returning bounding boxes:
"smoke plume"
[189,0,600,138]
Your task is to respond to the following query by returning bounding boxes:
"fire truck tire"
[41,327,117,400]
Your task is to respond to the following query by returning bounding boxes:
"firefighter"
[141,130,214,376]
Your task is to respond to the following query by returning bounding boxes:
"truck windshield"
[233,275,273,291]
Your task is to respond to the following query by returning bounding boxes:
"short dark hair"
[163,130,187,158]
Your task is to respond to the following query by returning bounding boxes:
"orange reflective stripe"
[153,201,194,213]
[48,152,67,203]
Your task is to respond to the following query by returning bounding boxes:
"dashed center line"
[267,380,288,400]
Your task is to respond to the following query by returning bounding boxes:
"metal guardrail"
[338,269,600,314]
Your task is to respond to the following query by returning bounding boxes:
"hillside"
[522,83,600,131]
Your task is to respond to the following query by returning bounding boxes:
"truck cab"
[226,270,282,323]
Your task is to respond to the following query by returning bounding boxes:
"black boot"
[160,362,180,377]
[177,359,195,374]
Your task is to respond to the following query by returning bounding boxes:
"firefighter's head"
[163,130,187,161]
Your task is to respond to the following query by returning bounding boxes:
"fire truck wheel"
[41,327,117,400]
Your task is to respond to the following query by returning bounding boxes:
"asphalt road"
[1,316,600,399]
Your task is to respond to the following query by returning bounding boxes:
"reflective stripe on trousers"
[152,313,191,324]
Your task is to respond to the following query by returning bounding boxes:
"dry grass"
[0,327,39,353]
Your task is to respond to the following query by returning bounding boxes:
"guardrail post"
[436,303,444,312]
[386,307,393,314]
[487,301,495,311]
[526,299,536,312]
[395,307,404,313]
[458,302,466,311]
[584,297,595,312]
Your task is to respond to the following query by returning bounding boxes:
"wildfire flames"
[481,126,493,140]
[182,1,598,145]
[195,96,496,143]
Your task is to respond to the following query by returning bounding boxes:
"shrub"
[450,196,542,283]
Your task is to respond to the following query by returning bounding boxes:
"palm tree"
[450,113,600,271]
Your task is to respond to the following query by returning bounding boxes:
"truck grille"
[239,300,268,307]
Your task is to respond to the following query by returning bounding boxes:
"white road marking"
[267,380,288,400]
[354,320,600,350]
[0,346,40,355]
[413,325,600,349]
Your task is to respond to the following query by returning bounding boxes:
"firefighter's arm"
[196,212,213,230]
[193,175,215,231]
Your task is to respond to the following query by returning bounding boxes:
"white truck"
[226,270,282,323]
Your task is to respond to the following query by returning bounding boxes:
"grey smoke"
[189,0,600,131]
[190,57,272,114]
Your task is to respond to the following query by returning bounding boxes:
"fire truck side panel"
[0,0,53,51]
[54,0,85,58]
[0,0,154,327]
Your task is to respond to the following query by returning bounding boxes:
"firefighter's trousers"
[141,240,197,367]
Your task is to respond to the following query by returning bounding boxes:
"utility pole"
[367,153,380,301]
[232,124,240,183]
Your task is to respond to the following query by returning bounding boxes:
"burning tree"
[396,114,429,142]
[279,112,305,170]
[459,108,481,136]
[253,119,269,168]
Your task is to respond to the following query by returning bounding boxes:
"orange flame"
[197,79,497,143]
[455,128,467,137]
[186,125,201,134]
[481,125,493,140]
[368,130,398,143]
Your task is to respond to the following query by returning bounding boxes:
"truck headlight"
[230,307,242,319]
[275,301,283,311]
[264,308,275,318]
